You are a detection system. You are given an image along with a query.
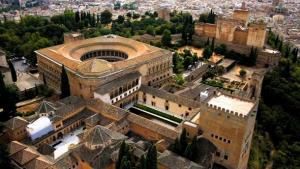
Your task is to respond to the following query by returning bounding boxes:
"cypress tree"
[120,156,131,169]
[43,73,47,85]
[136,155,146,169]
[278,40,283,52]
[60,65,70,99]
[292,48,298,63]
[179,128,188,154]
[284,45,291,58]
[75,11,80,23]
[184,144,193,160]
[173,138,181,155]
[211,37,215,52]
[146,145,157,169]
[116,141,126,169]
[8,60,17,82]
[205,37,210,46]
[274,35,279,47]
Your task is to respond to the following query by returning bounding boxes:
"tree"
[161,29,172,47]
[239,69,247,79]
[248,46,258,66]
[179,128,188,154]
[146,145,157,169]
[211,37,215,52]
[205,37,210,46]
[100,10,112,24]
[175,74,185,85]
[215,44,227,55]
[184,144,193,160]
[117,15,125,24]
[1,84,18,121]
[60,65,70,99]
[120,156,131,169]
[136,155,146,169]
[292,48,298,63]
[7,60,17,82]
[203,47,213,60]
[0,142,13,169]
[146,26,155,36]
[207,9,216,24]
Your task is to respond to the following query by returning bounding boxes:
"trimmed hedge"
[134,104,182,123]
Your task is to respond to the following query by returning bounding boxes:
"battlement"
[205,102,249,119]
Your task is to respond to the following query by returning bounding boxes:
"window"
[152,95,155,99]
[215,135,218,139]
[79,83,82,89]
[151,101,155,106]
[216,152,220,157]
[219,137,222,141]
[223,138,227,142]
[211,134,214,137]
[165,106,169,110]
[178,104,182,107]
[185,112,189,117]
[166,100,169,103]
[188,107,192,111]
[228,140,231,144]
[224,155,228,160]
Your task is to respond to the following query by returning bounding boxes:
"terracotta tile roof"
[11,147,39,165]
[127,113,179,140]
[8,141,27,155]
[140,85,202,108]
[158,150,205,169]
[22,156,52,169]
[5,116,29,130]
[35,35,171,77]
[95,71,141,95]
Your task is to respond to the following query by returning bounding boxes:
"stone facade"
[195,10,267,48]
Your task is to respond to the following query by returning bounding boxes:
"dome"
[83,125,126,149]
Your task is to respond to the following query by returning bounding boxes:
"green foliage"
[146,25,155,36]
[203,80,224,88]
[214,44,227,55]
[172,49,198,73]
[239,69,247,78]
[60,65,70,99]
[161,29,172,47]
[174,74,185,85]
[7,60,17,82]
[181,13,194,45]
[0,74,18,121]
[134,104,182,123]
[100,10,112,24]
[199,10,216,24]
[146,145,157,169]
[248,52,300,168]
[202,66,225,81]
[202,47,213,60]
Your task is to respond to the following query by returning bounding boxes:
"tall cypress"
[211,37,215,52]
[60,65,70,99]
[8,60,17,82]
[179,128,188,154]
[146,145,157,169]
[136,155,146,169]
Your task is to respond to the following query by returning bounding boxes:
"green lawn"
[134,103,182,123]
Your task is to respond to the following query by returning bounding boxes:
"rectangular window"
[224,155,228,160]
[165,106,169,110]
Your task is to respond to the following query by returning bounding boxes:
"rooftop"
[207,94,254,115]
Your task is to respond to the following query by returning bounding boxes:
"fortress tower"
[246,22,267,48]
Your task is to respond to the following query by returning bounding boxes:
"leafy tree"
[117,15,125,24]
[239,69,247,78]
[214,44,227,55]
[175,74,185,85]
[203,47,213,60]
[100,10,112,24]
[161,29,172,47]
[146,26,155,36]
[60,65,70,99]
[7,60,17,82]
